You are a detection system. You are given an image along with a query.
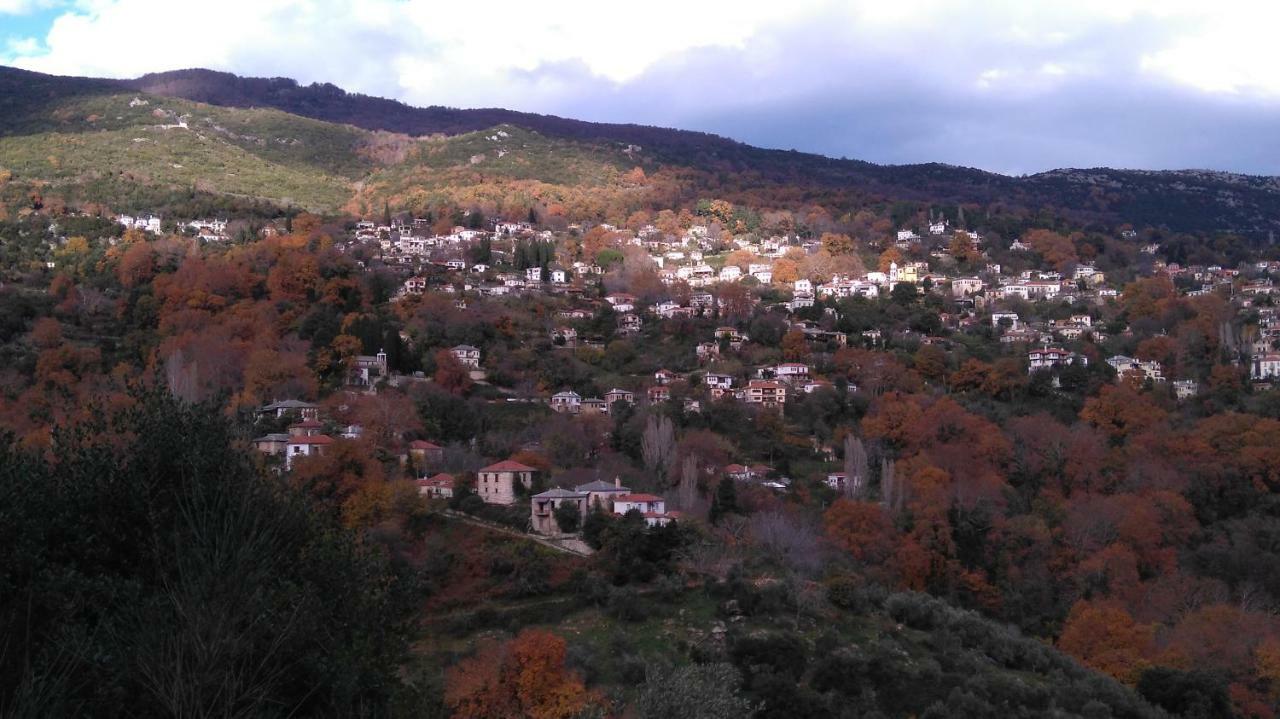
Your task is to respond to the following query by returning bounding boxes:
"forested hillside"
[3,65,1280,240]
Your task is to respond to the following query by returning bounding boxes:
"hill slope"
[121,68,1280,238]
[3,64,1280,239]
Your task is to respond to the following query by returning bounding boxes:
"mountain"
[3,64,1280,239]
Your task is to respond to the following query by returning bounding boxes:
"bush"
[730,632,808,681]
[632,663,754,719]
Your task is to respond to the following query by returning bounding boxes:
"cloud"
[0,0,59,14]
[4,0,1280,174]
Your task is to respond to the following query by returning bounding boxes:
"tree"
[820,232,855,255]
[1057,601,1155,685]
[781,329,810,362]
[843,434,869,499]
[554,501,581,534]
[0,389,416,716]
[1024,229,1078,270]
[709,477,740,524]
[824,499,896,565]
[434,348,473,394]
[1080,384,1167,443]
[891,282,918,305]
[641,414,676,482]
[446,630,597,719]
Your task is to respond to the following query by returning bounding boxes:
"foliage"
[0,388,418,717]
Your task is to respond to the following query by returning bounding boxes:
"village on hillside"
[86,204,1274,542]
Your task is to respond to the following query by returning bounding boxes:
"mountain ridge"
[3,64,1280,238]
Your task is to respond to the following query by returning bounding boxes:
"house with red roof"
[417,473,455,499]
[408,439,444,465]
[285,434,333,470]
[613,493,675,527]
[477,459,538,505]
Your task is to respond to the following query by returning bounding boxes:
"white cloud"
[0,0,59,14]
[4,0,1280,172]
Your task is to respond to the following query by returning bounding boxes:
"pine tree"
[709,478,739,524]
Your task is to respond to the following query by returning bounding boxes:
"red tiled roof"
[410,440,442,450]
[418,473,455,487]
[480,459,537,472]
[288,435,333,446]
[617,493,663,502]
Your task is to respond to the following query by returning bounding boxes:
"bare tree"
[880,457,897,512]
[675,453,704,517]
[641,414,676,483]
[165,349,200,404]
[747,510,823,576]
[843,435,869,500]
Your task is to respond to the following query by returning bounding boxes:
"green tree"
[555,500,582,534]
[0,389,419,717]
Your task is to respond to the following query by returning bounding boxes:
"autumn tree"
[445,629,596,719]
[781,329,810,362]
[434,348,473,394]
[1024,229,1078,271]
[1080,384,1167,443]
[1058,600,1155,685]
[821,232,855,255]
[825,499,897,565]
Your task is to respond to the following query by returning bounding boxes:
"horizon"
[3,1,1279,177]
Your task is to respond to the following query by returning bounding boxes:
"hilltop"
[2,64,1279,240]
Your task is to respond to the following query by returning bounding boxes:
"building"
[952,277,983,297]
[1253,353,1280,381]
[613,493,673,527]
[409,439,444,466]
[744,379,787,408]
[252,433,290,455]
[704,372,734,397]
[550,390,583,413]
[604,388,635,406]
[530,488,588,534]
[257,399,320,422]
[575,477,630,510]
[1027,347,1086,374]
[451,344,481,368]
[417,473,455,499]
[552,326,578,347]
[349,350,388,387]
[477,459,538,505]
[285,434,333,470]
[1107,356,1164,383]
[772,363,810,381]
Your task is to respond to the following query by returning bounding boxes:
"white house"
[285,434,333,470]
[1252,353,1280,380]
[550,390,583,413]
[451,344,481,368]
[1028,347,1086,374]
[613,493,672,527]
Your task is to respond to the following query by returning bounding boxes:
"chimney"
[614,476,621,489]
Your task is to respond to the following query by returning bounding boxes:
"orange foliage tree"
[1057,600,1155,685]
[445,629,597,719]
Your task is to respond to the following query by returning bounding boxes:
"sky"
[3,0,1280,176]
